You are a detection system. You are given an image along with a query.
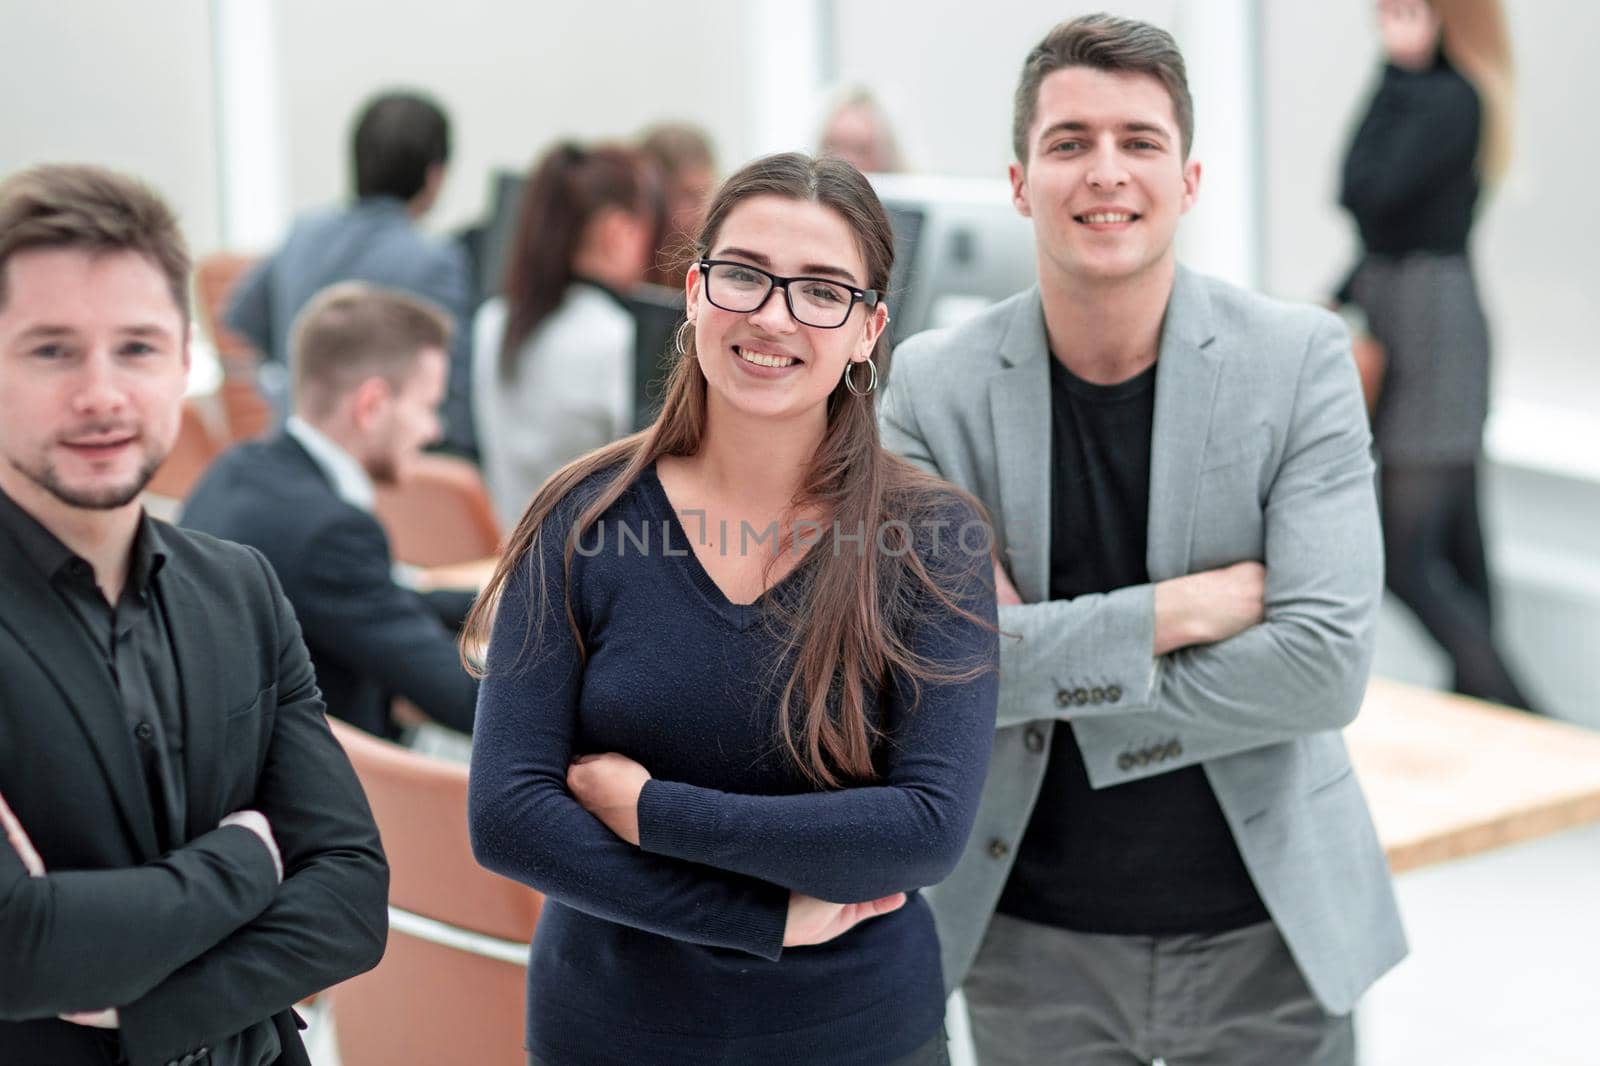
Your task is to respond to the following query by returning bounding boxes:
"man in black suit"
[183,283,478,740]
[0,166,387,1065]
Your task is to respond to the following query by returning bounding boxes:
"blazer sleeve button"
[1056,689,1073,708]
[1090,686,1105,704]
[1072,688,1090,706]
[1117,752,1136,771]
[1107,685,1123,702]
[1166,739,1183,758]
[1024,727,1046,753]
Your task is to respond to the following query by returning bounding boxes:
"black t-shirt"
[995,355,1269,935]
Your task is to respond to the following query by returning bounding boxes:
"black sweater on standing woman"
[1340,55,1482,258]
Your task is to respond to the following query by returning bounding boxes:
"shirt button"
[988,838,1010,860]
[1024,727,1046,753]
[134,721,155,741]
[1055,689,1072,708]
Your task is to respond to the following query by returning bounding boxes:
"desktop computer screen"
[869,173,1037,356]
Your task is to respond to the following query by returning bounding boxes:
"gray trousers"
[963,914,1354,1066]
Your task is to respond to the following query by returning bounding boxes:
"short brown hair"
[1013,14,1194,163]
[291,282,452,419]
[0,163,191,320]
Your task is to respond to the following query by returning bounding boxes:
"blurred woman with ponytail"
[472,142,658,526]
[466,153,998,1066]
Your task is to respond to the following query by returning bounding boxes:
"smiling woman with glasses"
[465,152,999,1066]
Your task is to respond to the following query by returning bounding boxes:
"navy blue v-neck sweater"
[469,465,999,1066]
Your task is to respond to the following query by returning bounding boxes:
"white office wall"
[0,0,222,254]
[268,0,746,241]
[830,1,1178,180]
[1262,2,1600,414]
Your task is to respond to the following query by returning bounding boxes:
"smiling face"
[0,247,189,518]
[685,194,887,428]
[1011,65,1200,289]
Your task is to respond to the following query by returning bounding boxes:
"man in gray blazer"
[227,90,478,458]
[879,15,1405,1065]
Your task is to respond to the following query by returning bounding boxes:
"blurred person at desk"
[472,142,659,527]
[0,164,386,1066]
[467,152,998,1066]
[1336,0,1537,711]
[183,283,478,741]
[818,86,906,175]
[226,90,479,460]
[639,121,719,287]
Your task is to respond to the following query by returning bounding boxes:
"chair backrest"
[194,252,275,442]
[327,718,540,1066]
[328,718,540,939]
[193,252,260,373]
[373,453,502,567]
[145,400,223,502]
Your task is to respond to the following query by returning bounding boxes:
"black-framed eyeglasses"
[698,258,878,329]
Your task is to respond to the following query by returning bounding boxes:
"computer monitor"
[867,174,1037,349]
[622,284,687,432]
[469,169,527,308]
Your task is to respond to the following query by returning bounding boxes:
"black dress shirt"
[0,489,185,852]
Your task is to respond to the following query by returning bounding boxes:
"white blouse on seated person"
[472,281,635,529]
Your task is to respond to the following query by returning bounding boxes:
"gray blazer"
[879,266,1406,1015]
[227,197,477,457]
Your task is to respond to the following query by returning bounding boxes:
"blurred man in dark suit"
[184,282,478,740]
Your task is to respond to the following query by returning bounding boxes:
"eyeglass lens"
[706,262,855,328]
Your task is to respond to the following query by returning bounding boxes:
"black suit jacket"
[181,434,477,740]
[0,515,388,1066]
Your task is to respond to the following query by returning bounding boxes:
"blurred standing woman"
[467,153,998,1066]
[472,143,658,526]
[1339,0,1536,709]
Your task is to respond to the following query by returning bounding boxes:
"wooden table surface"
[1348,678,1600,872]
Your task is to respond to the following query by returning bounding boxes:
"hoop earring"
[674,319,695,358]
[844,357,878,397]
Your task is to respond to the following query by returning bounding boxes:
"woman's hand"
[567,753,652,845]
[783,890,907,947]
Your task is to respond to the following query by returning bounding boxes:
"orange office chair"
[194,252,273,442]
[373,453,502,567]
[328,719,541,1066]
[145,399,224,503]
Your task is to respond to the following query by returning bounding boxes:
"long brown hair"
[498,142,651,379]
[1432,0,1514,185]
[464,152,992,789]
